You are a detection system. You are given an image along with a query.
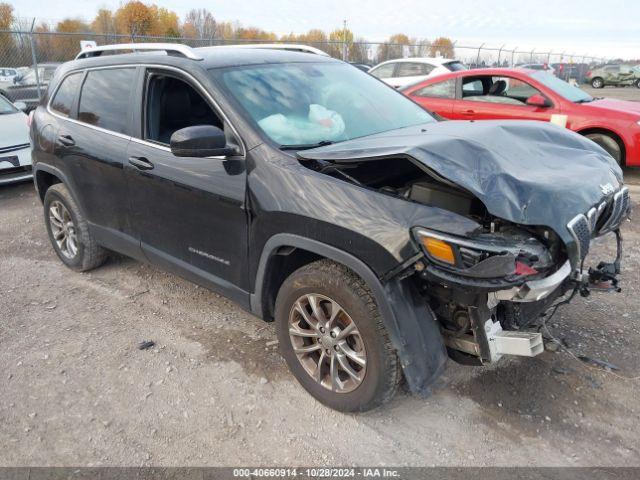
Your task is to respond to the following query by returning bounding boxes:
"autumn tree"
[376,33,410,62]
[429,36,455,58]
[182,8,216,41]
[115,1,157,37]
[0,2,15,66]
[91,9,115,36]
[50,18,90,61]
[151,6,179,37]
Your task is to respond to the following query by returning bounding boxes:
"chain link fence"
[0,27,611,102]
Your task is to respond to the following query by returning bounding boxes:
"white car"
[0,68,18,83]
[0,95,31,184]
[369,57,466,88]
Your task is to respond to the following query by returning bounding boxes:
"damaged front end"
[298,120,630,367]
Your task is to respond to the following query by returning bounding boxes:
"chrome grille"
[567,214,591,261]
[599,187,630,234]
[566,186,631,266]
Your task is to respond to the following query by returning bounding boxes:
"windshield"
[530,71,593,103]
[211,62,435,147]
[0,95,17,114]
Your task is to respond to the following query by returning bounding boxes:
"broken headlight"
[413,227,552,279]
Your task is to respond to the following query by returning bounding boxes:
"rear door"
[50,66,141,258]
[125,67,249,301]
[453,74,556,121]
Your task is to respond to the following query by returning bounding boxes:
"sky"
[9,0,640,60]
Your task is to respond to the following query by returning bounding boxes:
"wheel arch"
[252,233,447,395]
[577,127,626,166]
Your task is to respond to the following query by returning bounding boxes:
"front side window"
[78,68,136,134]
[413,79,456,99]
[213,62,434,147]
[51,72,82,117]
[369,63,396,79]
[144,72,223,145]
[461,75,542,105]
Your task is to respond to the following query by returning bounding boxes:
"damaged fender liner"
[298,120,624,249]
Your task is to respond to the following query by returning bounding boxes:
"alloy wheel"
[288,293,367,393]
[48,200,78,259]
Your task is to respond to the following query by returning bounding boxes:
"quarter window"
[51,72,82,117]
[78,68,136,134]
[413,79,456,99]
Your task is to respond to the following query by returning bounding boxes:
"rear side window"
[413,79,456,99]
[51,72,82,117]
[78,68,136,134]
[396,62,432,77]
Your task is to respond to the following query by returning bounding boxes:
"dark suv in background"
[30,44,629,412]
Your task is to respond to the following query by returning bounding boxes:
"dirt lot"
[580,85,640,102]
[1,177,640,467]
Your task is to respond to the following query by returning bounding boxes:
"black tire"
[591,77,604,89]
[43,183,108,271]
[275,259,401,412]
[584,133,624,166]
[635,79,640,89]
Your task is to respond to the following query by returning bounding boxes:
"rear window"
[51,72,82,117]
[444,61,466,72]
[78,68,136,134]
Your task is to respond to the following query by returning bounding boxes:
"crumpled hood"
[298,120,623,244]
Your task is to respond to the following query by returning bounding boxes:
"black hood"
[298,120,623,245]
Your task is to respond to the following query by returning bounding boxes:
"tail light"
[586,70,592,77]
[27,110,34,128]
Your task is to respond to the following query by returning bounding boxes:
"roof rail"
[212,43,330,57]
[75,43,203,60]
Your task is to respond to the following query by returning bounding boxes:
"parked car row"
[19,43,629,412]
[586,64,640,89]
[0,63,61,111]
[0,93,31,184]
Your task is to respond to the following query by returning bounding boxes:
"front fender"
[252,234,447,395]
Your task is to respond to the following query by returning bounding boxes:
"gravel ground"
[1,180,639,467]
[580,86,640,102]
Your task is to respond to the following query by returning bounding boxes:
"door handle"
[128,156,154,170]
[57,134,75,147]
[461,110,475,115]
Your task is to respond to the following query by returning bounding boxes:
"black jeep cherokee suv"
[30,44,630,412]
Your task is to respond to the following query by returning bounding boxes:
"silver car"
[0,94,31,184]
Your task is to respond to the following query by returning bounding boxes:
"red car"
[401,68,640,166]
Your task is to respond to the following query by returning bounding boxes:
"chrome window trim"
[47,63,246,159]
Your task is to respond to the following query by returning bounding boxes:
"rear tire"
[635,79,640,89]
[591,77,604,89]
[585,133,623,166]
[43,183,108,271]
[275,260,401,412]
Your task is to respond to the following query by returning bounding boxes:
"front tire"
[44,183,107,271]
[591,77,604,89]
[584,133,623,166]
[635,79,640,89]
[275,260,401,412]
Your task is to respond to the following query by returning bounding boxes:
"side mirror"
[526,94,551,108]
[170,125,235,158]
[14,101,27,112]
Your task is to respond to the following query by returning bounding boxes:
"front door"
[125,68,249,301]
